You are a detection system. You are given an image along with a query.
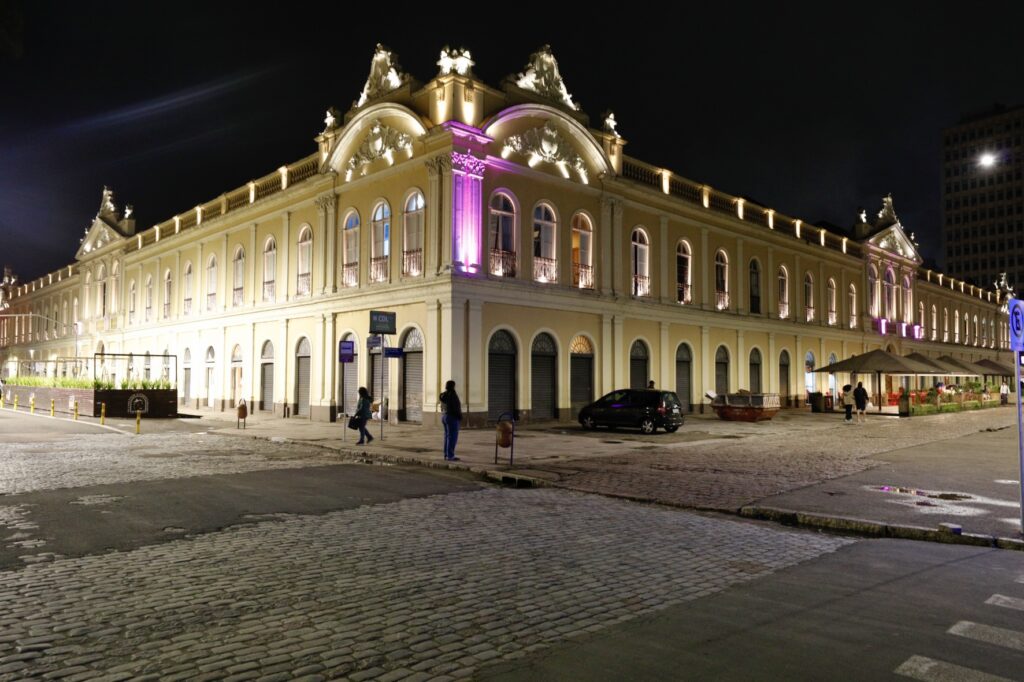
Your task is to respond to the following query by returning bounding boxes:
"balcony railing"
[715,290,729,310]
[163,302,170,319]
[489,249,517,277]
[342,263,358,287]
[574,262,594,289]
[206,293,216,311]
[778,302,789,319]
[183,298,192,315]
[533,256,558,283]
[263,281,275,301]
[296,272,311,296]
[633,275,650,297]
[677,283,691,304]
[805,306,815,322]
[403,249,423,276]
[828,309,837,325]
[370,256,389,283]
[233,287,244,306]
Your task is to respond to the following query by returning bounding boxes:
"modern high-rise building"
[942,104,1024,289]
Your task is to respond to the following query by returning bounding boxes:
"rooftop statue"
[99,186,117,216]
[877,193,898,226]
[323,107,340,132]
[512,45,580,111]
[603,111,621,138]
[437,46,475,77]
[355,44,408,108]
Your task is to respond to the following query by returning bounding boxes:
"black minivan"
[578,389,684,434]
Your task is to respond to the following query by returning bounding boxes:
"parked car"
[578,389,684,433]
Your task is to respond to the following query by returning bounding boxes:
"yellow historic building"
[0,45,1013,424]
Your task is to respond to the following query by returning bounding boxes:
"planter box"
[938,403,961,413]
[2,385,93,416]
[1,386,177,418]
[94,389,178,418]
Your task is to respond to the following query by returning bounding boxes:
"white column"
[425,159,442,276]
[248,224,257,306]
[700,228,709,308]
[221,234,228,312]
[612,315,625,389]
[281,213,291,301]
[276,318,289,415]
[601,313,613,394]
[660,321,671,389]
[700,325,711,409]
[467,300,483,418]
[766,246,774,318]
[612,200,624,296]
[325,198,337,293]
[737,329,746,390]
[659,216,669,302]
[600,196,613,294]
[768,332,777,393]
[736,238,745,313]
[425,299,441,420]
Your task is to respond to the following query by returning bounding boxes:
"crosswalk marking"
[948,621,1024,653]
[986,594,1024,612]
[895,655,1014,682]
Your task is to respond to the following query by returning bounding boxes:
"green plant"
[961,400,980,410]
[911,404,937,416]
[939,403,960,413]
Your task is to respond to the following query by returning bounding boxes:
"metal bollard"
[136,410,141,434]
[100,402,106,426]
[0,395,4,409]
[50,398,54,417]
[30,396,35,414]
[73,400,78,421]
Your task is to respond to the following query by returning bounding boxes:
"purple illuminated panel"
[451,152,485,273]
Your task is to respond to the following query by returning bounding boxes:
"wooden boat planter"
[707,392,781,422]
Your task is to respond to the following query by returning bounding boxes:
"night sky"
[2,1,1023,283]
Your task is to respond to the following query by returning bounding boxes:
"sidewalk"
[179,404,1024,548]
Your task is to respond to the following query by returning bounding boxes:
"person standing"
[439,380,462,461]
[1001,380,1009,405]
[842,384,854,423]
[355,386,374,445]
[853,381,869,424]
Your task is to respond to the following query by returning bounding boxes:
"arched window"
[163,271,172,319]
[629,339,649,389]
[779,350,791,401]
[931,305,938,340]
[943,308,949,342]
[918,301,925,331]
[128,280,137,324]
[110,262,119,314]
[903,276,913,323]
[342,211,359,287]
[827,279,837,325]
[403,191,425,276]
[631,228,650,296]
[748,259,761,314]
[97,265,107,318]
[981,317,987,346]
[676,241,691,303]
[868,265,879,316]
[233,246,245,306]
[954,310,960,343]
[488,192,517,277]
[883,268,896,320]
[804,273,815,322]
[572,213,593,289]
[370,202,390,283]
[144,276,153,321]
[714,250,729,309]
[206,256,217,311]
[714,346,729,395]
[749,348,762,393]
[263,238,277,300]
[804,351,816,398]
[532,203,558,283]
[297,226,312,295]
[973,315,979,346]
[778,267,790,318]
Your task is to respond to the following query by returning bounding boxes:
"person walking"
[355,386,374,445]
[853,381,869,424]
[842,384,854,423]
[439,380,462,461]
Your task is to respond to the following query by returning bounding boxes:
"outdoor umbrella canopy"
[935,355,984,376]
[973,357,1015,377]
[814,349,942,413]
[903,352,952,374]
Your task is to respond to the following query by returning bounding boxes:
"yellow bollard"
[73,400,78,421]
[1,394,5,409]
[50,399,55,417]
[136,410,141,434]
[30,397,35,414]
[100,402,106,426]
[13,396,18,412]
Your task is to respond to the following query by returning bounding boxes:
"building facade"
[1,45,1013,425]
[942,104,1024,288]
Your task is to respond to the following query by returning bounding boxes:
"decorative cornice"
[450,152,485,177]
[424,156,452,176]
[314,194,337,212]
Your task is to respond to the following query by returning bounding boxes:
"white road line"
[986,594,1024,612]
[894,655,1013,682]
[1017,575,1024,584]
[948,621,1024,652]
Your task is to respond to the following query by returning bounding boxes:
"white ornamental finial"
[603,111,620,138]
[437,46,475,76]
[858,208,867,223]
[323,107,339,131]
[512,45,580,111]
[356,44,408,108]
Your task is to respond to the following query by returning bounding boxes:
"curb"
[740,506,1024,552]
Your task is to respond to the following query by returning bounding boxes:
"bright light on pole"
[979,152,997,168]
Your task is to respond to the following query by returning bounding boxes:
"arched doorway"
[370,337,388,409]
[230,345,243,407]
[260,341,274,411]
[205,347,215,409]
[339,333,358,417]
[531,332,558,420]
[400,328,423,423]
[804,351,816,402]
[569,335,594,417]
[629,340,649,389]
[675,344,692,412]
[779,350,791,405]
[488,330,517,421]
[715,346,730,395]
[295,338,311,417]
[749,348,762,393]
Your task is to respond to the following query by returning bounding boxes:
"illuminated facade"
[1,45,1012,424]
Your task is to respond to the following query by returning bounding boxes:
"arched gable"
[326,103,428,180]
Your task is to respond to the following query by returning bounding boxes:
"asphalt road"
[0,408,116,442]
[479,539,1024,682]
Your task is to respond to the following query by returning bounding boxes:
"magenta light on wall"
[878,318,888,335]
[451,152,485,273]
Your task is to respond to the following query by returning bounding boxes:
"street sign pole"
[380,332,385,442]
[1009,298,1024,535]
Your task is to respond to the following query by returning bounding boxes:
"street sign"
[338,340,354,363]
[1010,298,1024,351]
[384,347,404,359]
[369,310,396,335]
[367,336,383,349]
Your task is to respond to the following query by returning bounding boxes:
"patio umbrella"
[814,349,941,412]
[936,355,983,376]
[903,352,950,374]
[973,357,1015,377]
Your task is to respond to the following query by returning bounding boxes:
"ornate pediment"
[500,121,588,184]
[510,45,580,111]
[867,224,922,264]
[75,187,131,260]
[355,44,410,109]
[344,119,414,181]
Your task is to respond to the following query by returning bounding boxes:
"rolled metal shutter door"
[261,363,274,411]
[715,361,729,395]
[371,352,389,403]
[488,353,515,421]
[342,359,358,415]
[183,368,191,404]
[675,359,691,411]
[402,352,423,422]
[570,355,593,416]
[630,358,648,389]
[295,356,311,416]
[531,353,557,420]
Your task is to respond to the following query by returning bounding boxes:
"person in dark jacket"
[853,381,869,424]
[439,380,462,461]
[355,386,374,445]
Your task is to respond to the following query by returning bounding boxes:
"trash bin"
[809,392,824,413]
[898,393,911,417]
